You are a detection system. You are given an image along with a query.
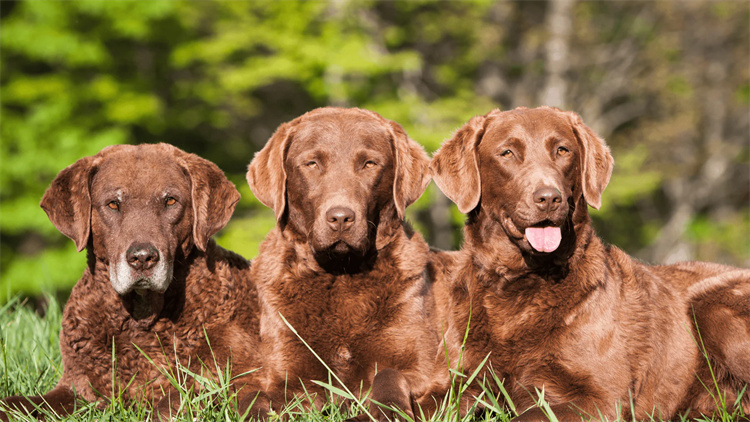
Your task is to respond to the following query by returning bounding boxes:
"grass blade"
[278,312,377,422]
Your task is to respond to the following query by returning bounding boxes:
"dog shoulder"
[62,267,125,337]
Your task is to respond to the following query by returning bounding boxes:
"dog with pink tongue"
[427,107,750,422]
[525,226,562,254]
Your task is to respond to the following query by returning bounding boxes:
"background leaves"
[1,0,748,302]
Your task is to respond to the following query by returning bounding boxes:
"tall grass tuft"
[0,296,62,399]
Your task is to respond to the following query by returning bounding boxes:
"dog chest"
[263,271,426,382]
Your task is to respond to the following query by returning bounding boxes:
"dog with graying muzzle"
[429,107,750,421]
[0,143,266,421]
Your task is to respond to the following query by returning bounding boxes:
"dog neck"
[125,290,165,325]
[266,217,426,281]
[87,244,204,329]
[314,247,379,275]
[374,203,406,250]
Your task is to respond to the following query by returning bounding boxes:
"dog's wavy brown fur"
[247,107,439,421]
[0,144,264,421]
[430,107,750,421]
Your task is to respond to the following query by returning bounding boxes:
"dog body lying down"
[246,107,439,420]
[0,144,264,420]
[430,107,750,421]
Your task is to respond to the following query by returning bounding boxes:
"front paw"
[155,394,180,422]
[236,391,271,420]
[1,395,41,421]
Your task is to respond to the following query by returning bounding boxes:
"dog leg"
[0,385,78,421]
[346,368,414,422]
[690,280,750,417]
[693,286,750,383]
[154,389,180,422]
[236,390,272,420]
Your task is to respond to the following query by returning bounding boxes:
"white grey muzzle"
[109,253,172,295]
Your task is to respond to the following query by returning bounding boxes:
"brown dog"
[429,107,750,421]
[0,144,264,420]
[246,107,439,420]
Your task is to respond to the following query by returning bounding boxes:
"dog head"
[247,107,430,267]
[430,107,613,257]
[41,143,240,295]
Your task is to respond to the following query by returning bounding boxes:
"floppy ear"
[388,121,431,220]
[246,121,295,221]
[565,111,614,209]
[40,156,96,252]
[178,152,241,252]
[429,114,486,213]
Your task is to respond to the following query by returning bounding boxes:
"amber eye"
[557,146,570,156]
[364,160,377,169]
[305,161,318,169]
[107,201,119,210]
[165,197,177,206]
[500,149,514,158]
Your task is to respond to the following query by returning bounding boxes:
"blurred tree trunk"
[541,0,575,108]
[647,54,739,263]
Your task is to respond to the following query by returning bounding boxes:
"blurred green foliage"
[1,0,748,303]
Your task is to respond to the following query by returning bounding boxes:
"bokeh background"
[1,0,748,304]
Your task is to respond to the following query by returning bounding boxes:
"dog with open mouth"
[246,107,440,421]
[0,144,266,421]
[429,107,750,421]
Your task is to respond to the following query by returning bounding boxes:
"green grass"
[0,296,746,421]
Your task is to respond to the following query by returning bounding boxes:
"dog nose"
[533,187,562,212]
[126,243,160,271]
[326,206,355,232]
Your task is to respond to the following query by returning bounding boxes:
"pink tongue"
[525,227,562,253]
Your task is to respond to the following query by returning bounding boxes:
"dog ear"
[565,112,614,210]
[429,114,485,213]
[389,121,431,220]
[178,151,241,252]
[40,156,96,252]
[247,121,295,222]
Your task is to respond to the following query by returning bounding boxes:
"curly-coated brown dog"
[246,107,439,421]
[429,107,750,421]
[0,144,264,421]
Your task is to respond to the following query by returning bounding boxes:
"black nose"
[533,187,562,212]
[326,206,355,232]
[126,243,160,271]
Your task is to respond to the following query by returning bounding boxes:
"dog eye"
[165,197,177,207]
[363,160,378,169]
[107,201,119,210]
[557,146,570,156]
[305,161,318,169]
[500,150,514,158]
